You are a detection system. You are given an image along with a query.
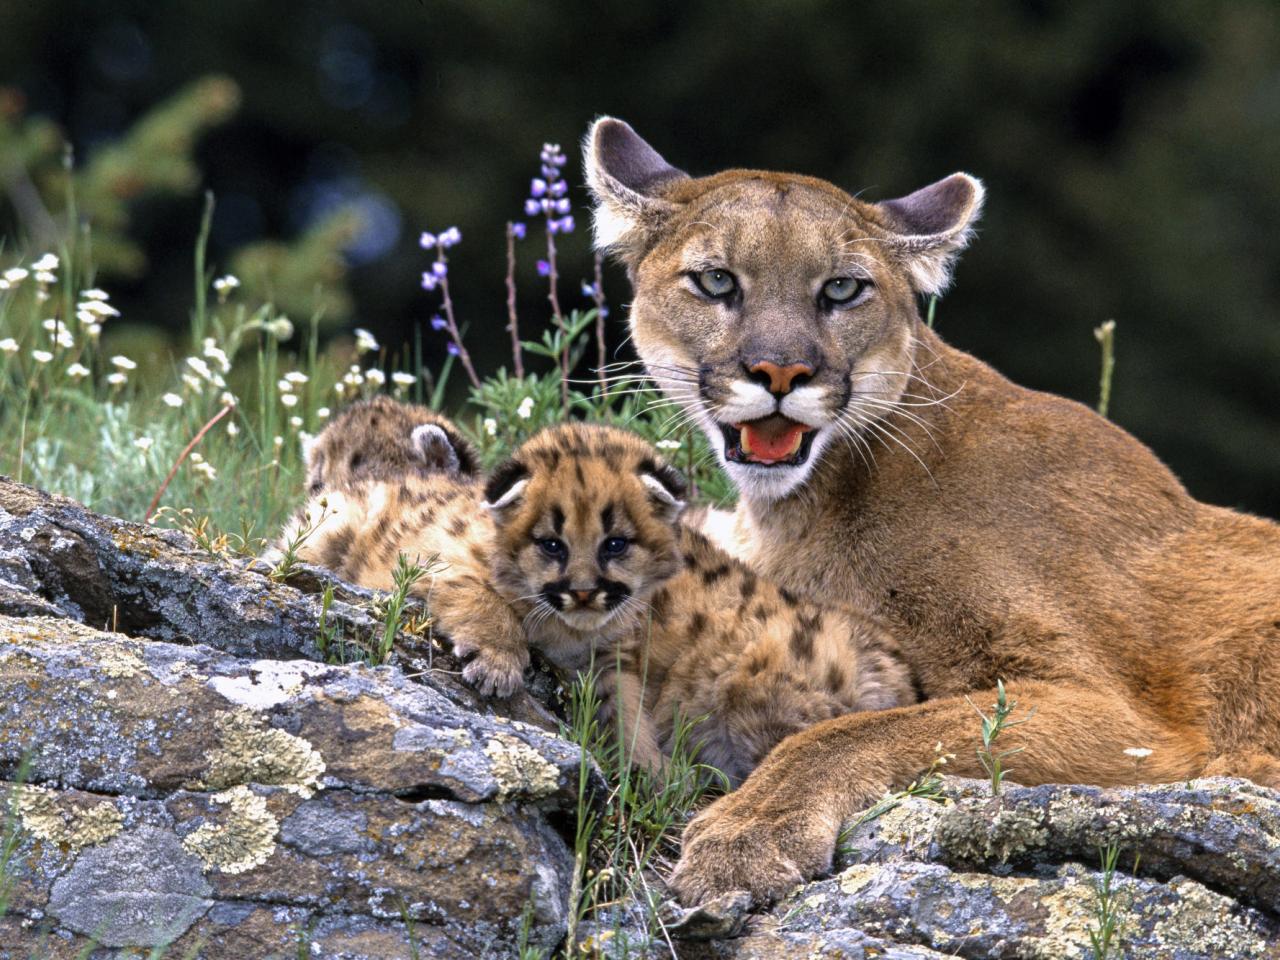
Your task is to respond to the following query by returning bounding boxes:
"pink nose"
[748,360,814,395]
[572,590,593,604]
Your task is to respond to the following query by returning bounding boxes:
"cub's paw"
[668,796,835,907]
[457,643,529,699]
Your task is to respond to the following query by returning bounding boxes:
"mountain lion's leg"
[669,681,1209,905]
[424,577,529,698]
[1201,750,1280,789]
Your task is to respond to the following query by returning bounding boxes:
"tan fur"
[272,399,525,696]
[482,423,915,784]
[585,118,1280,904]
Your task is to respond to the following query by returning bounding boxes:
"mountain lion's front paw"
[457,642,529,698]
[668,793,836,907]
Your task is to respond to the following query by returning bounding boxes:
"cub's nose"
[571,589,596,605]
[746,359,815,396]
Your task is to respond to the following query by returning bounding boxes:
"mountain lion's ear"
[877,173,985,295]
[638,458,687,522]
[483,459,531,518]
[584,117,689,266]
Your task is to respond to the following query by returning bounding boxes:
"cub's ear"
[877,173,985,295]
[638,459,687,522]
[411,424,462,474]
[584,117,689,267]
[483,459,530,516]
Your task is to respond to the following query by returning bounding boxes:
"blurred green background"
[1,0,1277,516]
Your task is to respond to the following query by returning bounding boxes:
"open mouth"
[721,415,816,467]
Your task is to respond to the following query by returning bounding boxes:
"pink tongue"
[742,421,807,461]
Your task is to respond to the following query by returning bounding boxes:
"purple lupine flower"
[438,227,462,248]
[536,260,551,276]
[430,314,448,330]
[419,231,436,249]
[555,198,571,215]
[581,281,596,298]
[549,180,568,198]
[421,272,439,291]
[511,222,527,240]
[558,215,575,233]
[524,199,541,217]
[541,164,557,178]
[530,178,548,198]
[431,261,448,278]
[600,306,610,318]
[447,341,461,356]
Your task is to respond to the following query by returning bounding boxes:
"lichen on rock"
[202,707,325,797]
[181,784,279,874]
[484,731,561,801]
[12,784,123,850]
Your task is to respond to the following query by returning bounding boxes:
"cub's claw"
[459,645,529,698]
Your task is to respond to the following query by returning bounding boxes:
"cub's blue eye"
[694,269,737,298]
[537,538,567,559]
[821,277,868,305]
[600,536,630,558]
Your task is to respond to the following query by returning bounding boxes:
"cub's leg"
[1200,751,1280,790]
[669,681,1208,906]
[423,574,529,698]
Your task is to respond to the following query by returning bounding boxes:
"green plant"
[834,744,952,858]
[370,553,432,665]
[966,679,1036,796]
[1088,843,1138,960]
[1094,319,1117,418]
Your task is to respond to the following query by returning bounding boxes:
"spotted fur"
[481,422,915,784]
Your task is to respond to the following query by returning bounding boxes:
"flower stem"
[505,223,524,379]
[437,250,481,390]
[592,252,608,398]
[545,226,567,413]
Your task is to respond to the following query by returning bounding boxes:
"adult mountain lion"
[584,117,1280,905]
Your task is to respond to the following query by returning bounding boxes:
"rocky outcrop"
[4,474,1280,959]
[0,476,591,957]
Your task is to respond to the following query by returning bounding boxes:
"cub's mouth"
[722,415,816,467]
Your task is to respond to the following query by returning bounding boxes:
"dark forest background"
[2,0,1277,516]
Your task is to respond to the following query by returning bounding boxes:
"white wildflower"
[190,452,204,464]
[1123,747,1153,760]
[80,288,110,301]
[85,322,102,339]
[34,270,56,285]
[54,329,74,349]
[226,420,239,437]
[106,372,128,386]
[219,391,238,408]
[364,368,385,387]
[182,374,204,393]
[277,378,293,394]
[0,338,18,354]
[334,381,346,398]
[212,275,240,302]
[186,356,212,380]
[32,253,59,272]
[110,355,137,371]
[290,416,303,428]
[284,371,309,384]
[193,461,217,481]
[66,363,91,380]
[202,340,230,372]
[3,268,29,284]
[31,350,53,364]
[266,317,294,341]
[273,435,284,449]
[656,439,681,451]
[79,300,120,318]
[483,418,498,437]
[516,396,534,419]
[316,406,330,419]
[280,393,299,408]
[161,393,183,408]
[353,328,379,354]
[391,372,416,387]
[134,436,154,452]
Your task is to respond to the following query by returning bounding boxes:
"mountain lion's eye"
[821,277,868,305]
[600,536,630,559]
[537,537,567,560]
[694,269,737,299]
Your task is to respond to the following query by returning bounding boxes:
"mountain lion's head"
[585,117,983,501]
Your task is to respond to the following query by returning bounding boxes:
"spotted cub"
[481,422,916,784]
[270,397,530,696]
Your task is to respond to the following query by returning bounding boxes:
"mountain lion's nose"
[746,359,815,396]
[572,589,594,604]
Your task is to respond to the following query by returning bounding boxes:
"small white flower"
[0,338,19,354]
[182,374,204,393]
[190,452,204,464]
[66,362,90,380]
[277,378,293,394]
[1123,747,1153,760]
[34,270,56,285]
[79,300,120,318]
[290,416,303,428]
[106,372,128,386]
[483,418,498,437]
[31,350,53,364]
[193,461,217,481]
[0,279,9,291]
[656,439,681,451]
[353,328,379,354]
[212,275,240,302]
[186,356,212,380]
[219,391,238,408]
[391,371,416,387]
[516,396,534,419]
[273,435,284,448]
[41,319,58,331]
[334,382,347,398]
[86,322,102,339]
[266,317,294,341]
[280,393,299,408]
[32,253,59,272]
[134,436,154,452]
[3,267,29,284]
[317,406,331,419]
[110,355,137,371]
[284,371,309,384]
[204,344,230,372]
[226,420,239,437]
[364,368,386,387]
[55,329,74,349]
[80,288,110,301]
[161,393,183,408]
